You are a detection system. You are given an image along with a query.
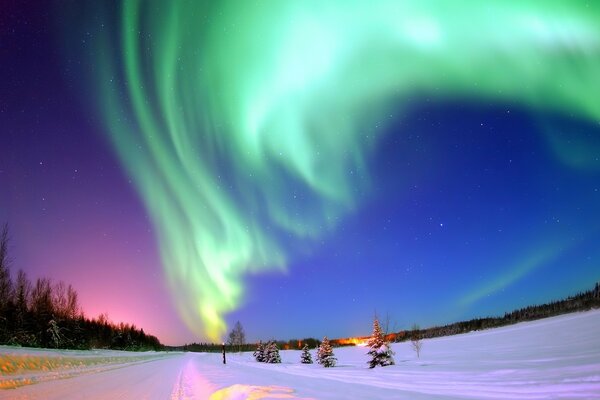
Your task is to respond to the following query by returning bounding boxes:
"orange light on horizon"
[336,337,368,347]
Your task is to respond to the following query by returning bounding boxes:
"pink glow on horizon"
[8,210,196,345]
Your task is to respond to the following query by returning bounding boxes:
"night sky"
[1,1,599,345]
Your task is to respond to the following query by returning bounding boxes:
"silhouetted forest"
[173,337,323,353]
[393,283,600,342]
[0,224,162,351]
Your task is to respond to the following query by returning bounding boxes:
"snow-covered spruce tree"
[317,337,336,367]
[366,317,395,368]
[300,344,313,364]
[253,341,266,362]
[265,341,281,363]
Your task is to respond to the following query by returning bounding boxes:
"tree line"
[173,282,600,356]
[175,337,323,353]
[394,282,600,342]
[179,280,600,356]
[0,224,162,351]
[175,320,323,353]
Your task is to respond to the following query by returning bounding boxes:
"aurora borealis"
[1,1,599,344]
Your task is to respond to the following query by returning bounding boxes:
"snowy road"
[2,310,600,399]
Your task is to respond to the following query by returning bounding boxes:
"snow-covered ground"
[1,310,599,399]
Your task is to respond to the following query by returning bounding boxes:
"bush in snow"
[300,344,313,364]
[366,316,395,368]
[265,341,281,363]
[253,341,266,362]
[317,337,336,367]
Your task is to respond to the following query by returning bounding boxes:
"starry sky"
[1,1,599,345]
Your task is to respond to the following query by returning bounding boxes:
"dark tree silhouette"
[0,223,162,351]
[227,321,246,352]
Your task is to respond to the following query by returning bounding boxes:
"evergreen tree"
[317,336,336,367]
[265,341,281,363]
[300,344,313,364]
[13,270,30,329]
[253,341,266,362]
[366,316,395,368]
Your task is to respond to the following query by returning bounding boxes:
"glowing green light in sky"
[89,0,600,340]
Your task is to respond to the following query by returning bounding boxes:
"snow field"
[1,310,599,399]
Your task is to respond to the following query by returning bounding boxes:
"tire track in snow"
[170,356,217,400]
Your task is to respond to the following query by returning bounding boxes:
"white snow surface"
[1,310,599,399]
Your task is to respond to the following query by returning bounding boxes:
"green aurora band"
[87,1,600,341]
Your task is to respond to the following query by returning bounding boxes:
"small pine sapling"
[265,341,281,363]
[317,337,336,367]
[300,344,313,364]
[253,341,266,362]
[366,316,395,368]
